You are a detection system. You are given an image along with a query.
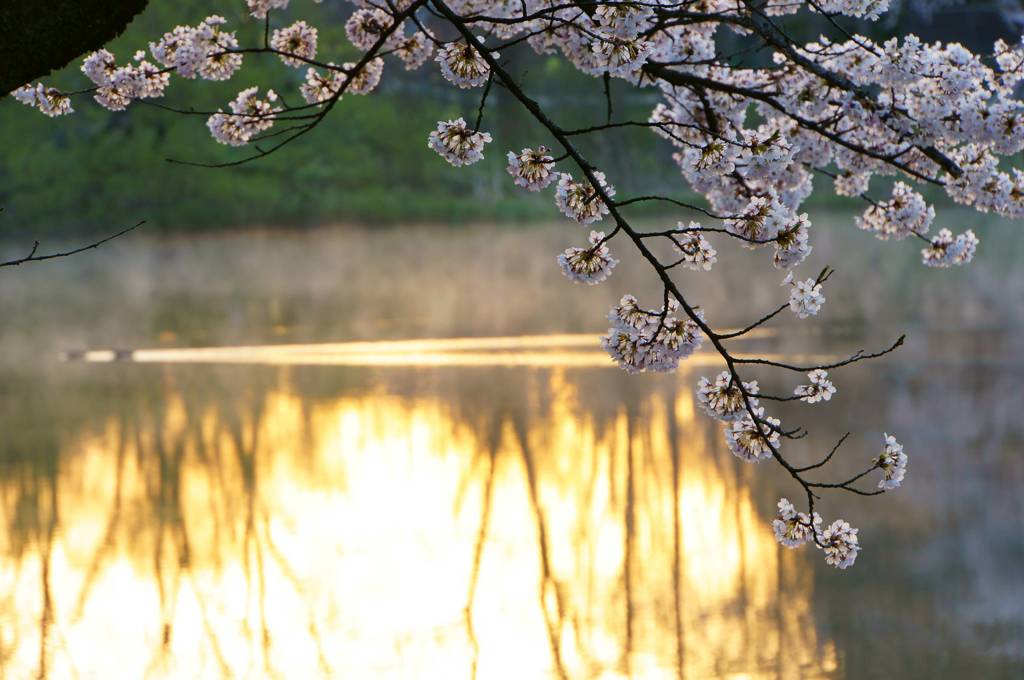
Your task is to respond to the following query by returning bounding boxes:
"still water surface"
[0,222,1022,678]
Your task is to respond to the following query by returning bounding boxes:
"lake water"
[0,219,1022,678]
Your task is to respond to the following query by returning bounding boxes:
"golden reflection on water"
[0,368,838,679]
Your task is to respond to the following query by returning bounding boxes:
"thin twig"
[0,221,145,268]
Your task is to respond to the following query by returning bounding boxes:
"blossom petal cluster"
[342,58,384,95]
[772,499,862,569]
[79,49,171,111]
[922,229,979,267]
[873,433,908,490]
[346,9,403,51]
[557,231,619,284]
[247,0,289,20]
[592,37,652,77]
[794,369,836,404]
[506,147,557,191]
[696,371,759,422]
[856,182,934,241]
[427,118,491,167]
[783,273,825,319]
[394,33,434,70]
[555,172,615,225]
[821,519,861,569]
[300,66,343,104]
[601,296,703,373]
[207,87,280,146]
[672,224,718,271]
[13,84,73,117]
[437,39,492,88]
[814,0,891,21]
[725,407,781,463]
[772,498,821,548]
[271,21,318,67]
[150,16,242,81]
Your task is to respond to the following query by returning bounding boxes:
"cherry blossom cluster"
[558,231,619,284]
[81,49,170,110]
[774,498,861,569]
[782,272,826,319]
[672,225,718,271]
[300,66,344,104]
[208,87,280,146]
[271,20,318,67]
[726,407,782,463]
[428,118,491,166]
[601,295,703,374]
[437,39,492,88]
[342,57,384,95]
[506,147,557,192]
[794,370,836,404]
[697,371,760,422]
[346,9,402,52]
[922,228,979,267]
[150,16,243,82]
[815,0,891,21]
[555,172,615,225]
[12,85,72,117]
[769,431,906,568]
[856,182,934,241]
[721,193,813,269]
[874,433,908,490]
[773,498,822,549]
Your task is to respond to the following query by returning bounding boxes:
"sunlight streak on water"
[68,331,838,369]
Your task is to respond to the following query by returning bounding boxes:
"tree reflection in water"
[0,361,848,679]
[0,340,1021,678]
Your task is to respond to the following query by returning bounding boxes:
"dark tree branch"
[0,221,144,268]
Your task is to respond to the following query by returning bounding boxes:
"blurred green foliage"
[0,0,1004,235]
[0,0,687,235]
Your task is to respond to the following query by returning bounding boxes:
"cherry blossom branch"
[167,0,428,168]
[430,0,898,551]
[718,266,833,339]
[12,0,978,570]
[794,432,850,472]
[733,334,905,372]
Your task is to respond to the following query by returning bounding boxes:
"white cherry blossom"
[782,273,825,319]
[557,231,619,284]
[820,519,861,569]
[726,407,781,463]
[555,172,615,225]
[772,498,821,548]
[428,118,491,167]
[697,371,759,421]
[271,21,318,67]
[794,370,836,403]
[436,39,492,88]
[506,147,557,191]
[873,433,908,490]
[672,224,717,271]
[922,229,979,267]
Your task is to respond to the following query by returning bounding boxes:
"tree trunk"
[1,1,150,96]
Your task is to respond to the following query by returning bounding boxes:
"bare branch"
[0,221,144,268]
